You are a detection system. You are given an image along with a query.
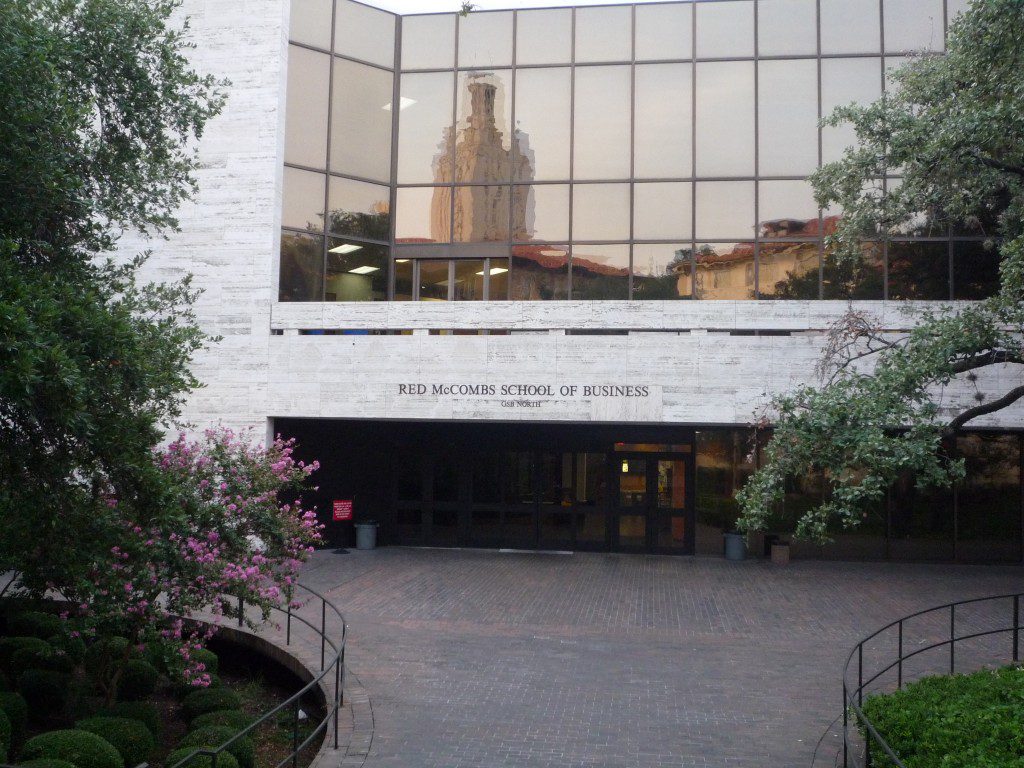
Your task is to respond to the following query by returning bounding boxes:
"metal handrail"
[841,592,1023,767]
[170,582,348,768]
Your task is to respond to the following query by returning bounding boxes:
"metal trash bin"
[723,532,746,561]
[355,522,378,550]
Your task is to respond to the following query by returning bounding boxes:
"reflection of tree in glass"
[634,248,693,299]
[279,233,322,301]
[817,245,885,299]
[326,207,390,241]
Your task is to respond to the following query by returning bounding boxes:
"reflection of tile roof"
[512,244,629,276]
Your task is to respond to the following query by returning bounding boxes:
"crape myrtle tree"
[0,0,321,688]
[736,0,1024,542]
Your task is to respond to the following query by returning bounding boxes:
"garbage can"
[723,532,746,561]
[355,521,378,550]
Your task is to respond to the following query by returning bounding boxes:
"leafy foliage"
[737,0,1024,541]
[862,666,1024,767]
[21,730,124,768]
[75,717,155,767]
[182,688,243,722]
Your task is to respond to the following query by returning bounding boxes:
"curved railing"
[841,592,1023,767]
[172,582,348,768]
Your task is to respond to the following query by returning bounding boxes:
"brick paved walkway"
[298,548,1023,768]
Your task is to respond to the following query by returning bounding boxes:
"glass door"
[614,453,694,554]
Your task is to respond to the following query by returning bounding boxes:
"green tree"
[737,0,1024,542]
[0,0,223,592]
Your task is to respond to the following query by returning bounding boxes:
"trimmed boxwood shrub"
[7,613,62,640]
[17,670,68,719]
[11,646,75,675]
[862,665,1024,767]
[181,726,254,768]
[0,690,28,747]
[47,635,86,665]
[75,717,155,767]
[0,707,11,755]
[0,638,50,672]
[190,710,252,732]
[165,747,239,768]
[182,688,242,722]
[116,659,158,702]
[191,648,219,676]
[19,759,79,768]
[97,701,161,736]
[21,730,124,768]
[83,638,131,676]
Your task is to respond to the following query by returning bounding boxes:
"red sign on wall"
[332,499,353,521]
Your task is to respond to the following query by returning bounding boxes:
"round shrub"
[173,672,223,699]
[97,701,160,737]
[0,707,11,754]
[190,710,252,732]
[0,638,50,672]
[7,612,62,640]
[19,759,78,768]
[75,717,155,767]
[83,638,131,676]
[190,649,219,676]
[0,691,28,747]
[181,726,254,768]
[0,670,8,691]
[17,670,68,719]
[165,747,239,768]
[20,730,124,768]
[47,635,86,665]
[11,646,74,675]
[116,659,157,702]
[182,688,242,722]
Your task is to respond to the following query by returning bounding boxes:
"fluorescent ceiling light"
[475,267,509,275]
[348,265,379,274]
[382,97,416,111]
[329,243,363,254]
[395,258,410,263]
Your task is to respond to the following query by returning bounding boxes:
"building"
[133,0,1024,562]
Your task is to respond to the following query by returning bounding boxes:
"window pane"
[489,257,509,299]
[514,68,571,181]
[694,243,755,299]
[330,59,393,182]
[820,0,880,53]
[455,70,512,183]
[571,245,630,300]
[454,185,510,242]
[510,245,569,299]
[325,238,387,301]
[957,434,1021,563]
[289,0,331,48]
[635,3,692,61]
[947,0,970,24]
[282,167,325,231]
[285,46,329,168]
[328,176,390,240]
[695,181,755,240]
[279,232,323,301]
[520,185,569,242]
[451,259,485,300]
[397,72,454,184]
[884,56,912,93]
[418,260,449,301]
[759,180,819,238]
[887,241,950,300]
[634,182,692,239]
[401,14,455,70]
[695,430,756,552]
[757,0,817,55]
[335,0,396,67]
[633,244,693,300]
[953,240,1001,300]
[574,6,632,63]
[458,11,513,68]
[820,58,881,163]
[635,63,692,179]
[396,186,449,243]
[515,8,572,65]
[758,59,818,176]
[573,66,631,180]
[695,62,755,177]
[394,258,413,300]
[573,184,630,241]
[758,242,820,299]
[884,0,944,53]
[696,1,754,58]
[821,241,884,299]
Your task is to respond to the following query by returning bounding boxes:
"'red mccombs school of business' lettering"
[140,0,1023,562]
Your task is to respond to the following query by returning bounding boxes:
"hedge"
[11,646,75,675]
[190,710,252,733]
[181,725,255,768]
[182,688,242,722]
[7,613,62,640]
[75,717,155,767]
[0,690,28,747]
[165,747,239,768]
[17,670,68,719]
[861,665,1024,767]
[97,701,161,737]
[0,638,50,672]
[116,660,158,702]
[21,730,124,768]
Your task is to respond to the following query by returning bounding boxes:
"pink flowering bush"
[53,427,322,700]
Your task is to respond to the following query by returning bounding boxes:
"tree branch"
[949,349,1024,374]
[945,383,1024,433]
[971,150,1024,179]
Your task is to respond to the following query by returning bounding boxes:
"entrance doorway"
[615,448,694,554]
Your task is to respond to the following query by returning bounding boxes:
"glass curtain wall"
[283,0,992,302]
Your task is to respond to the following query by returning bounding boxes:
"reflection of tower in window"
[430,74,533,242]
